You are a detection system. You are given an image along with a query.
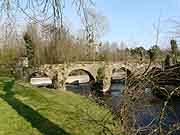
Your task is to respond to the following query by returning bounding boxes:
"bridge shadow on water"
[1,82,71,135]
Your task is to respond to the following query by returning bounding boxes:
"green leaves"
[170,39,178,64]
[23,32,35,67]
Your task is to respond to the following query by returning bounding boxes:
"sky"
[96,0,180,48]
[3,0,180,49]
[64,0,180,48]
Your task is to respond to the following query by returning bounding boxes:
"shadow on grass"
[1,81,71,135]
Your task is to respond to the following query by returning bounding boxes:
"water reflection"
[110,80,125,111]
[134,100,180,134]
[65,79,125,109]
[65,83,91,95]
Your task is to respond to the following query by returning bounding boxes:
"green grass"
[0,77,121,135]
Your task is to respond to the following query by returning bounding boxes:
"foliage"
[130,46,146,61]
[164,54,173,68]
[23,32,35,67]
[0,47,17,64]
[170,39,178,64]
[0,44,25,78]
[148,45,161,62]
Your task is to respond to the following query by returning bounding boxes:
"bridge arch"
[65,68,96,84]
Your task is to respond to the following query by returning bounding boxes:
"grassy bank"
[0,77,120,135]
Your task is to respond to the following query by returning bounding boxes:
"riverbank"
[0,77,121,135]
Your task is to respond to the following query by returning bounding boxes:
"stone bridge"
[37,62,161,92]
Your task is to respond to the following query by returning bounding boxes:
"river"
[65,79,180,134]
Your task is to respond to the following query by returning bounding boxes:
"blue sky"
[97,0,180,48]
[64,0,180,48]
[11,0,180,48]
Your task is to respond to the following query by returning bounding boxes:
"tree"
[130,46,146,61]
[23,32,35,67]
[143,45,161,75]
[137,47,146,61]
[84,8,109,42]
[164,54,173,68]
[149,45,160,61]
[170,39,178,64]
[1,0,105,65]
[1,0,95,40]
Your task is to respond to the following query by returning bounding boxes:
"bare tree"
[82,7,109,42]
[153,13,162,46]
[1,0,95,40]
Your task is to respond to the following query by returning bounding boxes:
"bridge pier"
[102,65,112,93]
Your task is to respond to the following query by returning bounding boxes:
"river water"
[65,80,180,134]
[65,81,123,108]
